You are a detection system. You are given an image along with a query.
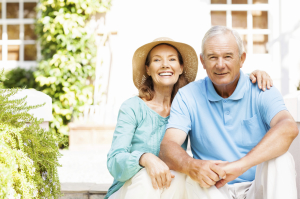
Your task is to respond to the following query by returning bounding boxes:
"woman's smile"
[158,71,174,77]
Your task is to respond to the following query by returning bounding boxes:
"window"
[210,0,270,54]
[0,0,38,69]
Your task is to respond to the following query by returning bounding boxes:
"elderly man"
[159,26,298,199]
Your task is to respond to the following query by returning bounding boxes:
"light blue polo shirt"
[166,70,287,184]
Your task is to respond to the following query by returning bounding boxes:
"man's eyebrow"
[207,52,234,57]
[207,53,215,57]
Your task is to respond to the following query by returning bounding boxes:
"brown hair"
[138,43,189,103]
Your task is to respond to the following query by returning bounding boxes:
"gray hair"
[201,26,244,58]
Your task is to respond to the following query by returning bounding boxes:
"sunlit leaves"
[35,0,111,137]
[0,73,61,198]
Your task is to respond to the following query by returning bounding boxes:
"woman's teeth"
[159,72,172,76]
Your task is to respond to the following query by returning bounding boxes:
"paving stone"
[59,193,89,199]
[90,195,105,199]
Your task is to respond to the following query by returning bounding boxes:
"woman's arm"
[107,101,144,182]
[249,70,273,91]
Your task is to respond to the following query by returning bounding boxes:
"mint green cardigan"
[105,96,170,199]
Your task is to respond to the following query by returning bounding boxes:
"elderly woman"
[105,38,272,199]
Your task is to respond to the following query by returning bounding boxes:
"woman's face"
[146,44,183,89]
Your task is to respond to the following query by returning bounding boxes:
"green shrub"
[0,72,61,198]
[35,0,111,143]
[2,68,39,89]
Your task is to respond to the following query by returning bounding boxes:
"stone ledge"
[68,123,115,131]
[60,193,105,199]
[61,183,110,194]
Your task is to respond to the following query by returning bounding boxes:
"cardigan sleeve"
[107,99,144,182]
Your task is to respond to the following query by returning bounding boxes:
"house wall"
[95,0,300,124]
[278,0,300,95]
[101,0,211,123]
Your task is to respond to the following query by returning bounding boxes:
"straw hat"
[132,37,198,89]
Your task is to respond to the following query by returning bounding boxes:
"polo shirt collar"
[207,70,246,102]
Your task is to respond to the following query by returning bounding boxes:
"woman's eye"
[170,58,176,61]
[154,59,160,62]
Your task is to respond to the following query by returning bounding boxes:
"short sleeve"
[258,87,287,126]
[166,90,192,134]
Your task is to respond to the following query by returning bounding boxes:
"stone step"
[59,183,109,199]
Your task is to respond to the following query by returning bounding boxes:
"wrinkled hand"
[139,153,174,189]
[187,159,227,188]
[249,70,273,91]
[215,161,246,188]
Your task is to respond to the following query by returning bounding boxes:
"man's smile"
[214,72,229,75]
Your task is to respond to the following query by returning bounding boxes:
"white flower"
[24,143,27,146]
[42,171,47,180]
[16,194,21,199]
[28,139,32,143]
[33,190,38,197]
[40,188,44,192]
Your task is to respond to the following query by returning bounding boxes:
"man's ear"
[240,52,246,69]
[200,54,206,69]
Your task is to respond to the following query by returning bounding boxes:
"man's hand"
[139,153,174,190]
[186,159,227,188]
[215,161,248,188]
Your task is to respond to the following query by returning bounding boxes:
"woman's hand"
[139,153,174,189]
[249,70,273,91]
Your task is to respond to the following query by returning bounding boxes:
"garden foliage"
[0,72,61,199]
[35,0,111,141]
[1,68,39,90]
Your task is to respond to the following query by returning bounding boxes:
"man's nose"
[216,58,225,69]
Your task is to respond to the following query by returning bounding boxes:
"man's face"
[200,33,246,87]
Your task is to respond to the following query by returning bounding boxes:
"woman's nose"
[162,59,169,68]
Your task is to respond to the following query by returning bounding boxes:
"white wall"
[105,0,210,110]
[100,0,300,124]
[277,0,300,95]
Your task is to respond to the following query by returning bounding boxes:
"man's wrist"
[237,157,253,173]
[182,157,197,175]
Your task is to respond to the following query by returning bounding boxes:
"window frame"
[0,0,39,70]
[209,0,281,77]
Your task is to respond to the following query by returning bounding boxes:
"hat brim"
[132,39,198,89]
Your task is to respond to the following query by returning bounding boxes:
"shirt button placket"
[223,99,230,124]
